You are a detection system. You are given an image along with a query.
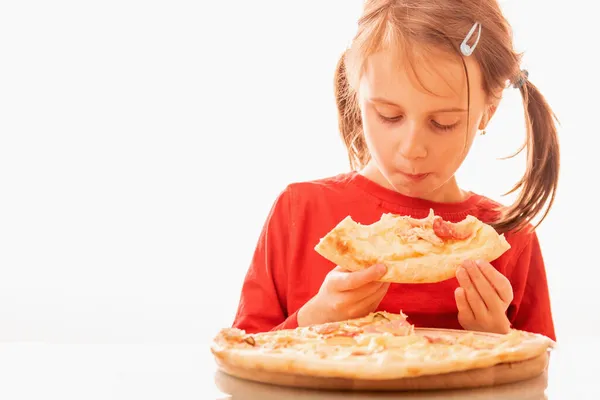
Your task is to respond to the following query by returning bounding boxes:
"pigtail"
[494,75,560,233]
[334,52,369,170]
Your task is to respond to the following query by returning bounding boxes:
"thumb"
[336,264,388,291]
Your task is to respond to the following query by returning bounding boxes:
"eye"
[377,112,403,124]
[431,120,459,132]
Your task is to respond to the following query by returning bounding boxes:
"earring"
[481,130,487,136]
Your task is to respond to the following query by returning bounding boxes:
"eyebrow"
[368,97,468,113]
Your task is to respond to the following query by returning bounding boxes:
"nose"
[398,120,427,160]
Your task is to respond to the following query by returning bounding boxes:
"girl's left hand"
[454,260,513,334]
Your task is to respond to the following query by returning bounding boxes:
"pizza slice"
[314,209,510,283]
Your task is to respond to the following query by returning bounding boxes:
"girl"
[231,0,559,341]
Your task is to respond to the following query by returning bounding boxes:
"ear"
[478,101,500,131]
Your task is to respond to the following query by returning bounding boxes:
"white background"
[0,0,596,353]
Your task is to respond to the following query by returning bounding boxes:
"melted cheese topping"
[341,212,482,261]
[214,313,551,371]
[220,329,535,364]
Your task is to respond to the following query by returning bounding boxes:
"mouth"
[398,171,430,181]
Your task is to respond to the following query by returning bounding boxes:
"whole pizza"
[212,311,554,384]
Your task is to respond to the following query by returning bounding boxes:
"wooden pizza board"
[214,328,551,392]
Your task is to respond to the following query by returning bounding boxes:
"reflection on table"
[214,367,548,400]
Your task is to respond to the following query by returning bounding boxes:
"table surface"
[0,336,595,400]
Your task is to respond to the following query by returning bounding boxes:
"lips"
[399,171,430,181]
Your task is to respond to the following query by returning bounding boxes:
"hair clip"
[512,69,529,89]
[460,22,482,56]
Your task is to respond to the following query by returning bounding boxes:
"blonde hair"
[335,0,560,234]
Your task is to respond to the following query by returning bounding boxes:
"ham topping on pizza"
[432,217,474,241]
[423,335,454,345]
[400,211,476,243]
[308,312,413,338]
[312,322,340,335]
[324,210,481,264]
[363,319,413,336]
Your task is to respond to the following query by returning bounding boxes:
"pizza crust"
[314,210,511,283]
[216,351,550,392]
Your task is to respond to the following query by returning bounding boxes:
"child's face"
[357,47,492,201]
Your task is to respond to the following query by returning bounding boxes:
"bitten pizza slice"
[314,209,510,283]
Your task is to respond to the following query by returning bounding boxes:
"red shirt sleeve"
[507,232,556,341]
[231,187,298,333]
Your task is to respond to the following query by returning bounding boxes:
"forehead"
[359,46,484,107]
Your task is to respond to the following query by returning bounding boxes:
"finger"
[333,264,387,291]
[476,260,513,304]
[347,280,386,301]
[456,265,487,316]
[363,289,388,314]
[463,260,501,312]
[454,287,475,322]
[352,283,390,315]
[370,282,390,303]
[377,282,391,302]
[330,281,383,316]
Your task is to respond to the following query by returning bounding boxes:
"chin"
[387,173,439,199]
[388,179,431,197]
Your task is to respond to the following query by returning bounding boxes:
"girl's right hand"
[297,264,391,327]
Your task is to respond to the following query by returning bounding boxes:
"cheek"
[433,134,476,170]
[361,113,396,161]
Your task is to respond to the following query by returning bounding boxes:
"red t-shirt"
[231,172,556,341]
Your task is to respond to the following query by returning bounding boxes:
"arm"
[507,232,556,341]
[231,187,297,333]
